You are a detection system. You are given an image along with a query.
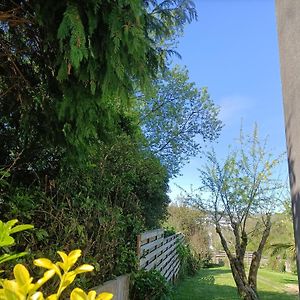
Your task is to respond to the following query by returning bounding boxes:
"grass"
[173,267,298,300]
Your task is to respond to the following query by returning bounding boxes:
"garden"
[173,267,298,300]
[0,1,298,300]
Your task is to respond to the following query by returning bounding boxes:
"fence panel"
[213,250,254,266]
[137,229,183,281]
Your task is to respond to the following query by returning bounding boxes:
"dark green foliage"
[3,187,142,284]
[199,253,213,269]
[177,243,200,277]
[82,134,170,228]
[0,0,202,290]
[0,0,196,158]
[164,227,177,237]
[1,134,170,285]
[130,269,173,300]
[4,196,138,285]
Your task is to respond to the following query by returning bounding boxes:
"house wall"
[276,0,300,287]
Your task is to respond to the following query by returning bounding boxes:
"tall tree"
[0,0,197,171]
[138,66,222,176]
[0,0,197,286]
[185,127,283,300]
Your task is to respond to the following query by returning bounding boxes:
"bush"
[199,252,213,268]
[4,188,141,287]
[1,249,113,300]
[0,219,33,266]
[1,135,170,288]
[130,269,173,300]
[163,227,176,237]
[0,219,112,300]
[177,243,200,277]
[266,256,286,273]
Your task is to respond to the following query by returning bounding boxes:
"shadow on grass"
[173,268,298,300]
[283,278,298,284]
[258,290,298,300]
[198,267,232,276]
[174,281,297,300]
[199,274,215,285]
[197,268,231,286]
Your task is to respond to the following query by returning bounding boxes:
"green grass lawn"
[173,267,298,300]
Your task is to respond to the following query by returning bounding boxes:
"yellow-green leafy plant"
[0,249,113,300]
[0,219,34,266]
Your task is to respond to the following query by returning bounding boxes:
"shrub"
[130,269,173,300]
[2,135,170,287]
[0,249,113,300]
[177,243,200,277]
[163,227,176,237]
[266,256,286,273]
[0,219,112,300]
[0,219,33,266]
[199,252,212,269]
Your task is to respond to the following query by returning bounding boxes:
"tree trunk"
[216,225,259,300]
[228,258,259,300]
[248,215,271,291]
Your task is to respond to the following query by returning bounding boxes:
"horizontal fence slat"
[137,229,184,281]
[173,260,180,275]
[166,264,179,281]
[164,257,179,281]
[166,261,179,281]
[144,258,158,271]
[161,253,178,276]
[140,229,164,242]
[140,237,164,253]
[140,235,180,266]
[156,239,178,265]
[140,245,164,267]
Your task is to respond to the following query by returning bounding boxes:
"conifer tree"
[0,0,197,165]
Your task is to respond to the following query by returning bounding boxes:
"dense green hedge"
[1,135,169,287]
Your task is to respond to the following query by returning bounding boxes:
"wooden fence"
[213,250,253,266]
[213,250,267,267]
[137,229,184,281]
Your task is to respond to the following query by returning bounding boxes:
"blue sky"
[168,0,288,200]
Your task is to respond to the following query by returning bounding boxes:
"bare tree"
[186,126,284,300]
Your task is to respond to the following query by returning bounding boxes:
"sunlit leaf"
[9,224,34,234]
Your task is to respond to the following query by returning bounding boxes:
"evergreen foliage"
[1,134,169,285]
[0,0,222,290]
[0,0,197,158]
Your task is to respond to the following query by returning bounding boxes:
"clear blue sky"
[169,0,288,200]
